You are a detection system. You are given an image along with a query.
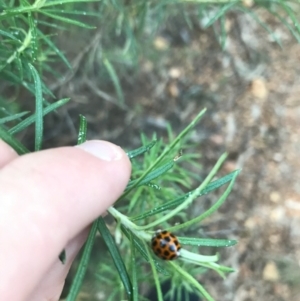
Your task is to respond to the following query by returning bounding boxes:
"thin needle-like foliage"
[0,0,299,300]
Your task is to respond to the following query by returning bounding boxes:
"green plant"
[0,107,239,300]
[1,1,299,300]
[64,109,239,301]
[1,0,300,112]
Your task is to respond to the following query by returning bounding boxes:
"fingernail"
[77,140,124,161]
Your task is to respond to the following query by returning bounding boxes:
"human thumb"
[0,140,131,301]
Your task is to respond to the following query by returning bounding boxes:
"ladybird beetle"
[151,230,181,260]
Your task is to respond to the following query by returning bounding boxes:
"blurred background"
[2,1,300,300]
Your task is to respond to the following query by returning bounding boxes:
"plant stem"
[108,207,152,241]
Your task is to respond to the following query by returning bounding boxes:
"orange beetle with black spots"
[151,230,181,260]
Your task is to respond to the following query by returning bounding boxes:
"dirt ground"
[25,7,300,301]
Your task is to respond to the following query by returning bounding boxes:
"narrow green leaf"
[0,111,29,124]
[127,186,145,213]
[66,221,98,301]
[42,0,100,7]
[20,0,31,6]
[28,63,43,151]
[42,8,100,16]
[2,70,54,98]
[129,233,139,301]
[97,218,133,300]
[145,241,164,301]
[169,261,214,301]
[130,170,239,221]
[193,260,234,279]
[168,169,240,232]
[237,6,282,47]
[178,237,237,247]
[204,3,236,28]
[77,114,87,145]
[39,11,95,28]
[40,81,56,99]
[137,153,228,231]
[136,1,148,35]
[0,9,31,21]
[126,139,157,159]
[120,108,207,200]
[103,58,124,105]
[15,57,23,82]
[0,126,29,154]
[126,160,174,189]
[37,20,68,30]
[278,1,300,34]
[266,7,300,43]
[0,29,20,41]
[28,12,38,60]
[38,28,71,68]
[42,62,64,78]
[9,98,70,135]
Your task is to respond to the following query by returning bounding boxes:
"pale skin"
[0,139,131,301]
